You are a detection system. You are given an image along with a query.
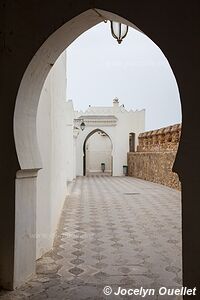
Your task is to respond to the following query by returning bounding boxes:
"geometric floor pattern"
[0,176,182,300]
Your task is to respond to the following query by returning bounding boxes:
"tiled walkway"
[0,176,182,300]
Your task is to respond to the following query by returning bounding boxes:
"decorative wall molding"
[77,115,118,127]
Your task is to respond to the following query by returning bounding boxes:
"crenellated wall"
[128,124,181,190]
[137,124,181,152]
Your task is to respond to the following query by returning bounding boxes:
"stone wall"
[128,124,181,190]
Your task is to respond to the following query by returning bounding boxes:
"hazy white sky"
[67,22,181,131]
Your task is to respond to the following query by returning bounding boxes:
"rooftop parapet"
[137,123,181,152]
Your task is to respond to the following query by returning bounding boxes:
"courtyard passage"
[1,176,182,300]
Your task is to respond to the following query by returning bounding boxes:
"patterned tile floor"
[0,176,182,300]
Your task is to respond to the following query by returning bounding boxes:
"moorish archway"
[1,2,200,297]
[83,129,113,176]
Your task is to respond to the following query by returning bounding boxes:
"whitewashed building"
[75,98,145,176]
[36,52,77,259]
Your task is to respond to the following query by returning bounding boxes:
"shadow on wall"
[128,124,181,190]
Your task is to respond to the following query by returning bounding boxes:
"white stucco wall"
[86,132,112,173]
[75,100,145,176]
[65,100,77,184]
[36,52,74,259]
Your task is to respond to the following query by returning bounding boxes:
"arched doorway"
[2,2,200,295]
[83,129,113,176]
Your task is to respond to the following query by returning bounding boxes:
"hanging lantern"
[110,21,129,44]
[80,121,86,131]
